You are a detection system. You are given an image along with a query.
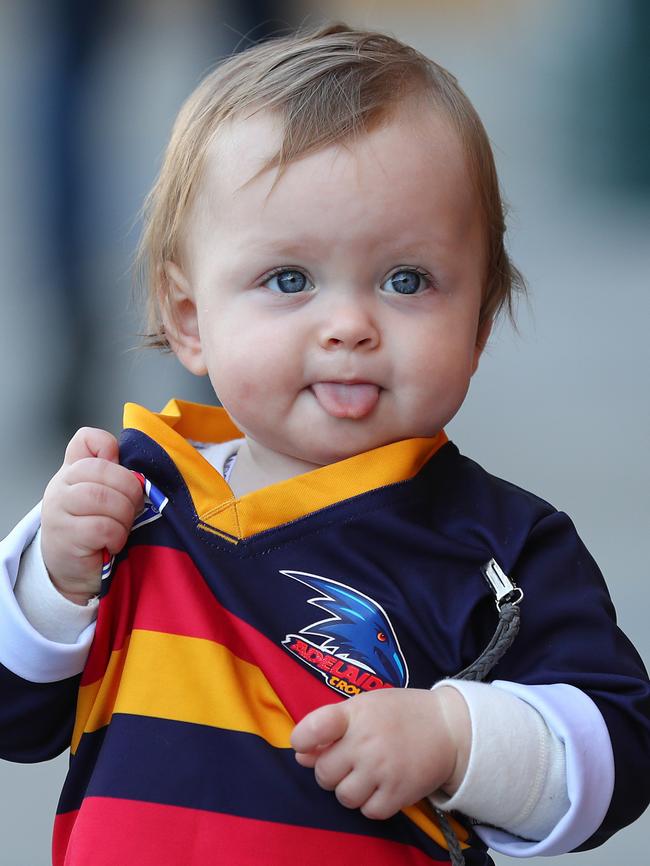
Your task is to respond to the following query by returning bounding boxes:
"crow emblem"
[281,570,409,695]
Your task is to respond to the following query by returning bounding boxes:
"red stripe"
[52,809,77,866]
[54,799,448,866]
[83,545,340,723]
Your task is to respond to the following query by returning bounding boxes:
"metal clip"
[481,559,524,609]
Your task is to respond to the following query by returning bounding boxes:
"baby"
[1,23,649,866]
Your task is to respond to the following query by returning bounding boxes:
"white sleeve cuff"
[430,680,569,840]
[447,680,614,857]
[14,527,98,644]
[0,503,96,683]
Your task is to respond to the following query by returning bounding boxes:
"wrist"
[435,685,471,796]
[41,536,100,606]
[53,586,97,606]
[13,524,100,645]
[42,550,99,606]
[46,569,97,606]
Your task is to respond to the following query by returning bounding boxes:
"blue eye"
[264,269,311,293]
[382,269,428,295]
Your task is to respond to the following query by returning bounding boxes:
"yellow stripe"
[123,400,448,541]
[403,801,469,852]
[72,630,294,752]
[72,635,131,753]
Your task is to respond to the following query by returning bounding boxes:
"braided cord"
[455,604,521,682]
[434,602,522,865]
[434,805,467,866]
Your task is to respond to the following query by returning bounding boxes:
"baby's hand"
[40,428,144,605]
[291,686,470,820]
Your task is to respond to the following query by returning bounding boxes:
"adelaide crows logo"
[281,570,409,697]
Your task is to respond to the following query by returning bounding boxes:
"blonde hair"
[137,22,524,348]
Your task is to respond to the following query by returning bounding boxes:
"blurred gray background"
[1,0,648,863]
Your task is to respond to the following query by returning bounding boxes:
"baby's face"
[173,103,488,467]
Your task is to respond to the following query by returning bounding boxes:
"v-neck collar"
[123,399,448,543]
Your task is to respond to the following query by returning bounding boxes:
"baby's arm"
[292,680,616,855]
[0,429,143,760]
[291,683,574,844]
[14,528,100,644]
[0,502,91,760]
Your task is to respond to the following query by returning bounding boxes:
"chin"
[302,434,394,466]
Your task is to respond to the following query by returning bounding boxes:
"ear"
[472,316,493,375]
[160,261,208,376]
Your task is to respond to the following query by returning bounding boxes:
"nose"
[318,303,380,352]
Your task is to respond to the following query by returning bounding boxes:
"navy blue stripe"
[0,663,78,763]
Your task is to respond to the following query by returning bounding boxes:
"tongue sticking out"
[311,382,380,419]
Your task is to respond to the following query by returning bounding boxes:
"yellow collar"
[124,399,447,542]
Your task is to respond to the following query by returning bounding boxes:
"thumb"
[63,427,120,465]
[291,702,349,753]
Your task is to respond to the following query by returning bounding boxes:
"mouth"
[310,381,380,419]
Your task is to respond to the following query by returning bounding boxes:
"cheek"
[403,328,477,393]
[204,327,288,418]
[207,346,264,403]
[208,366,267,434]
[209,314,300,384]
[229,379,259,403]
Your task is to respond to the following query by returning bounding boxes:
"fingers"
[334,774,379,815]
[64,427,120,465]
[309,742,354,792]
[292,703,387,815]
[64,480,138,522]
[63,514,133,557]
[62,459,145,511]
[357,788,396,821]
[312,747,401,820]
[291,703,349,754]
[299,739,391,818]
[294,744,325,768]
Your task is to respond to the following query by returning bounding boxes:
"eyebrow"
[231,229,453,260]
[242,237,324,257]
